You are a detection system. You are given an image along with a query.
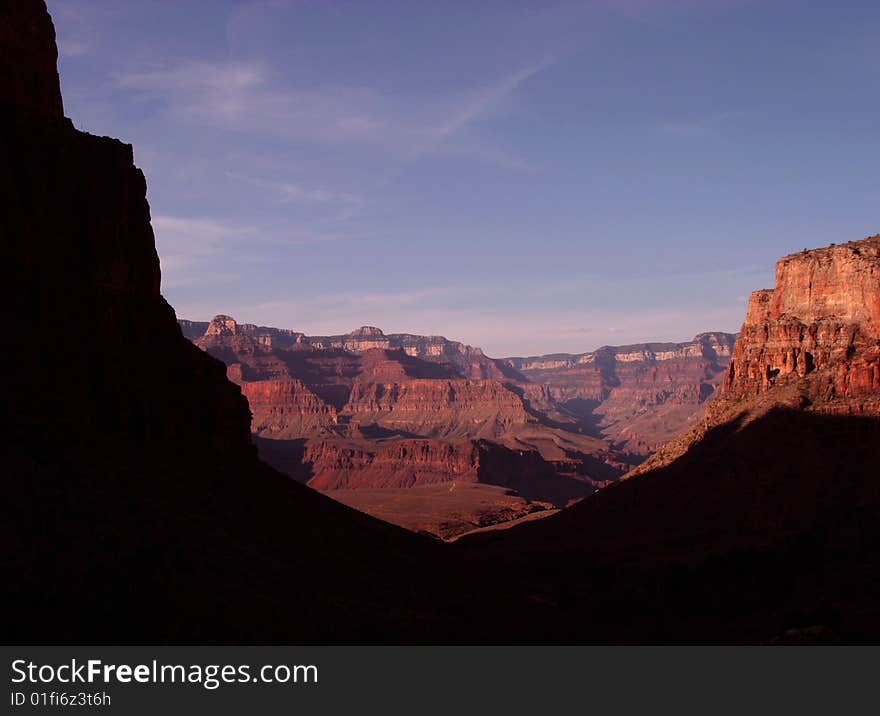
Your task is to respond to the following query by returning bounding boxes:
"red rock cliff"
[240,378,338,436]
[342,379,529,437]
[505,333,736,452]
[302,438,593,506]
[629,235,880,480]
[722,237,880,413]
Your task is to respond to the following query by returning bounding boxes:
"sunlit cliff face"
[723,236,880,411]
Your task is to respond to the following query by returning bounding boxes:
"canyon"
[502,332,736,453]
[182,317,629,537]
[7,0,880,644]
[181,316,735,536]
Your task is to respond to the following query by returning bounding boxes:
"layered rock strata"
[182,316,631,535]
[503,333,736,452]
[722,239,880,411]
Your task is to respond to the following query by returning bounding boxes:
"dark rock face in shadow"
[0,0,467,644]
[487,408,880,554]
[0,0,63,122]
[464,408,880,642]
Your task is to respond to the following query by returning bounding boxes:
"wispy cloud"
[152,213,366,289]
[114,60,398,143]
[113,54,551,169]
[151,215,257,286]
[153,215,258,242]
[224,171,364,207]
[51,2,97,58]
[405,57,555,162]
[154,213,362,250]
[115,60,268,94]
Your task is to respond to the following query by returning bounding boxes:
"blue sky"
[50,0,880,356]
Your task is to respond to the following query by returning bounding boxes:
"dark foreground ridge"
[464,407,880,641]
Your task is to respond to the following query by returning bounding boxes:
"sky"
[49,0,880,356]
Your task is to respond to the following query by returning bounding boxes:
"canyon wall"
[301,438,589,503]
[341,379,530,438]
[504,333,736,452]
[721,239,880,412]
[240,378,339,436]
[3,0,454,643]
[181,313,747,536]
[189,316,524,379]
[183,315,631,535]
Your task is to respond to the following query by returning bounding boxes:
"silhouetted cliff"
[1,0,472,644]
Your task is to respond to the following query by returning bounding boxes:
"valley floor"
[327,482,557,540]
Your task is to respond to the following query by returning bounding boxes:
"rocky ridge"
[503,332,737,452]
[186,315,525,380]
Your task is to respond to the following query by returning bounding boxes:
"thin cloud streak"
[113,55,552,167]
[53,0,829,357]
[115,59,389,142]
[153,214,367,249]
[152,213,369,289]
[404,56,556,162]
[52,2,96,58]
[224,171,364,207]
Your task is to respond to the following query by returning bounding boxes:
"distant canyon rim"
[179,316,736,538]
